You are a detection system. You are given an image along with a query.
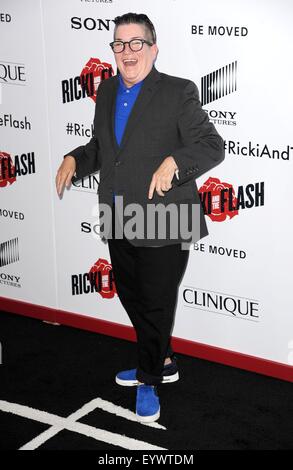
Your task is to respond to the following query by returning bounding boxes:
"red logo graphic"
[89,258,116,299]
[199,177,239,221]
[0,152,16,187]
[80,58,113,103]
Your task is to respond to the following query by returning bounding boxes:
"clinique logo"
[183,287,259,321]
[0,61,26,86]
[72,174,100,193]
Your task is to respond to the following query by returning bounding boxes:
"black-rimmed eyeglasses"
[109,39,154,53]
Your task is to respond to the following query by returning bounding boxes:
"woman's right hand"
[55,155,76,197]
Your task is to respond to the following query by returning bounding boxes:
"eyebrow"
[114,36,144,41]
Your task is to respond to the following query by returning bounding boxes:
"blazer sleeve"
[63,80,106,182]
[171,80,225,186]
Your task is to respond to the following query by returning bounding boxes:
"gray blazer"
[65,66,225,246]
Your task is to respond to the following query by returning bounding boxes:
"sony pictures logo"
[201,61,237,106]
[0,237,19,268]
[0,236,22,288]
[201,61,238,126]
[79,0,114,4]
[71,16,114,31]
[0,271,21,288]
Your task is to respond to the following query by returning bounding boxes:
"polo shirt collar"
[118,73,144,92]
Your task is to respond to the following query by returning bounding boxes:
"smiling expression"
[113,23,158,88]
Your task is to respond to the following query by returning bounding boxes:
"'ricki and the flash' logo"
[198,177,264,221]
[71,258,117,299]
[0,151,36,188]
[61,58,114,104]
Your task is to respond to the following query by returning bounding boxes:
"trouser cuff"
[136,367,163,386]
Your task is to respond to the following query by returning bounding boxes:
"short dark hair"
[113,13,157,44]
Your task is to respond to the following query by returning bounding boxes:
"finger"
[65,172,73,188]
[57,180,64,197]
[56,173,62,196]
[55,173,59,193]
[159,176,170,191]
[148,183,154,199]
[148,178,156,199]
[158,179,171,193]
[57,174,65,196]
[156,184,165,197]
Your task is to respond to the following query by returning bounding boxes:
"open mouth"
[122,59,138,67]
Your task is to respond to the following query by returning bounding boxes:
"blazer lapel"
[109,66,161,157]
[108,76,119,154]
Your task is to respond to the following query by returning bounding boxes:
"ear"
[152,44,159,60]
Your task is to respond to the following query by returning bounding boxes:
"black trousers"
[108,211,189,385]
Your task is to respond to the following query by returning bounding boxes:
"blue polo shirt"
[113,74,144,205]
[115,74,144,146]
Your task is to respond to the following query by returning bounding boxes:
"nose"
[123,42,132,53]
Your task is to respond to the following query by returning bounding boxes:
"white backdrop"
[1,0,293,370]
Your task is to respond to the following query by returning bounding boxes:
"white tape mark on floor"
[0,398,166,450]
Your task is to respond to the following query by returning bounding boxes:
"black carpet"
[0,310,292,450]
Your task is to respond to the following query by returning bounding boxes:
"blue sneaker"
[115,357,179,386]
[136,384,160,423]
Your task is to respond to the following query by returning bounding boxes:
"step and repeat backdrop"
[1,0,293,369]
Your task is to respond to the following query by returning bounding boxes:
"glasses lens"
[113,41,124,53]
[129,39,143,51]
